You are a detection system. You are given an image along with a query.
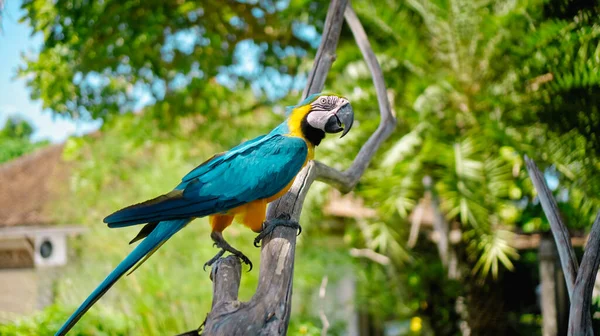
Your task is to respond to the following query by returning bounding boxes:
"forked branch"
[315,4,397,193]
[525,156,579,296]
[525,157,598,336]
[194,1,397,335]
[568,212,600,335]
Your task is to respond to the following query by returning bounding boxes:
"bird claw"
[203,249,225,271]
[203,251,252,272]
[204,232,253,272]
[237,253,253,271]
[253,214,302,247]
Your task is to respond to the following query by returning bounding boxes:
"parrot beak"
[324,103,354,138]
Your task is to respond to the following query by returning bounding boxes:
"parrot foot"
[253,213,302,247]
[203,249,225,271]
[204,231,253,271]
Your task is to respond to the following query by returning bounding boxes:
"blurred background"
[0,0,599,335]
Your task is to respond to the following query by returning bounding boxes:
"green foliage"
[18,0,326,119]
[517,2,600,154]
[327,0,600,278]
[0,304,132,336]
[0,116,48,164]
[315,0,600,332]
[288,316,346,336]
[0,116,34,138]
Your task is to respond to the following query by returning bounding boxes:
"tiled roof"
[0,145,69,227]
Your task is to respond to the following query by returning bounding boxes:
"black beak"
[324,103,354,138]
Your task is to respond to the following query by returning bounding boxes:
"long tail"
[55,219,190,336]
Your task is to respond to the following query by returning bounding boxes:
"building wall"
[0,269,38,322]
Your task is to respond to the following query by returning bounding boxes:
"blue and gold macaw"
[55,93,354,335]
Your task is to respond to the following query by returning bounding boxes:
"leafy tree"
[0,116,48,164]
[515,0,600,211]
[18,0,326,120]
[309,0,600,333]
[0,116,34,138]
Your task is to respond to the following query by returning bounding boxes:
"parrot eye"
[320,97,327,103]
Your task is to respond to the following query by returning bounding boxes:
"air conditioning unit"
[33,234,67,267]
[0,226,86,269]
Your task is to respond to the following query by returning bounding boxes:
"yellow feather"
[286,104,315,159]
[287,104,311,137]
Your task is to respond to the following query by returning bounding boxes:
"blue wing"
[180,134,267,182]
[104,134,308,227]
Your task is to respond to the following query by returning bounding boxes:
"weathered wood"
[525,156,597,335]
[209,256,242,309]
[302,0,348,99]
[539,235,559,336]
[199,0,349,334]
[196,1,399,334]
[568,212,600,336]
[524,156,579,297]
[314,3,397,193]
[202,225,299,335]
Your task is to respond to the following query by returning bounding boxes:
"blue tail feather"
[104,197,222,228]
[55,219,189,336]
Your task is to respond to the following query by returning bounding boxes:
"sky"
[0,0,101,143]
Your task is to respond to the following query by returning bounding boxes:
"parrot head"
[286,92,355,146]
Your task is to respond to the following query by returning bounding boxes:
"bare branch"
[568,212,600,336]
[200,1,399,334]
[524,156,579,297]
[315,3,397,193]
[201,0,349,334]
[313,160,353,192]
[343,4,396,160]
[349,248,391,265]
[525,156,595,335]
[209,256,241,309]
[202,222,300,335]
[318,276,330,336]
[302,0,349,98]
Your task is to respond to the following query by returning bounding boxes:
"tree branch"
[209,256,242,310]
[315,4,397,194]
[200,0,351,334]
[568,212,600,335]
[198,1,398,334]
[524,156,579,297]
[318,276,330,336]
[524,156,596,335]
[302,0,349,98]
[349,248,391,265]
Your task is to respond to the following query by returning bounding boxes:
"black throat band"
[301,115,326,146]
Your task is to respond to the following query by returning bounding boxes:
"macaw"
[55,92,354,335]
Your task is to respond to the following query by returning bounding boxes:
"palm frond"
[382,122,428,168]
[470,229,519,279]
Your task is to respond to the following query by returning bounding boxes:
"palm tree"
[317,0,599,333]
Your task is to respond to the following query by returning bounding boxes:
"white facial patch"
[307,95,349,130]
[306,110,332,130]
